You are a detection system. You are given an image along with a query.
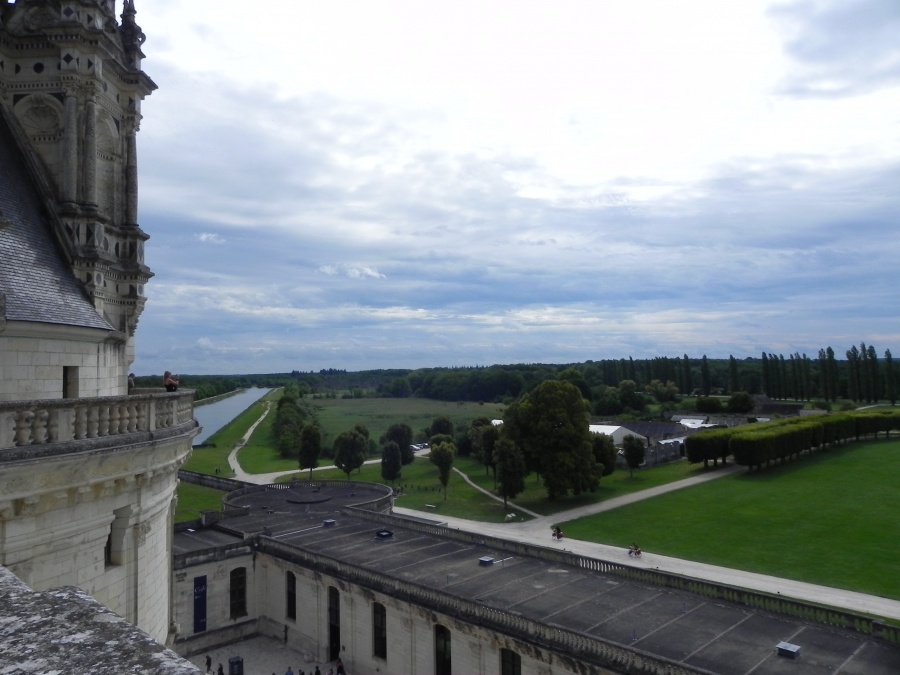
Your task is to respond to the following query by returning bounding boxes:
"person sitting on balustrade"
[163,371,180,392]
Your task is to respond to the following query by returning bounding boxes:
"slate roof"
[0,108,112,331]
[617,421,687,441]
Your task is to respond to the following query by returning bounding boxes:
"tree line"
[144,340,896,407]
[686,409,900,471]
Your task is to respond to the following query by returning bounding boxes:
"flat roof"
[175,483,900,675]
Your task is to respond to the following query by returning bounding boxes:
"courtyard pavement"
[188,636,336,675]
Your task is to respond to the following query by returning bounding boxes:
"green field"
[176,394,900,600]
[561,439,900,599]
[307,397,507,448]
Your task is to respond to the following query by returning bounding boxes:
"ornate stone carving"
[134,521,151,546]
[20,95,62,139]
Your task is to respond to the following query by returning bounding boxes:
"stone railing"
[0,390,195,451]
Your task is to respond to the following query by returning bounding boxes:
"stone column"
[62,88,78,203]
[82,94,97,206]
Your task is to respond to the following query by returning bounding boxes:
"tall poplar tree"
[885,349,896,405]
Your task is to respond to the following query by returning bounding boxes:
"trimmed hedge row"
[685,409,900,470]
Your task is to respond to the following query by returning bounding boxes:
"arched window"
[373,602,387,659]
[229,567,247,619]
[435,624,451,675]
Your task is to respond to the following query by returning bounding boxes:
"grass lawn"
[307,397,506,448]
[174,484,229,523]
[177,393,900,599]
[560,439,900,600]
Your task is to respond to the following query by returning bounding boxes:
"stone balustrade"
[0,390,195,451]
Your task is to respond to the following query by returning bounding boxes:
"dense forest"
[136,342,897,409]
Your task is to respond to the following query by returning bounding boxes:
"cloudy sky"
[130,0,900,376]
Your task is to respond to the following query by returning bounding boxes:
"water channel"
[192,387,275,445]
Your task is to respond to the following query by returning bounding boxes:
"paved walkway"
[221,407,900,622]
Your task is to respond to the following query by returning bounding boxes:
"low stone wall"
[0,567,200,674]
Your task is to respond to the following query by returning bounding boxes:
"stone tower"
[1,2,197,648]
[0,0,156,369]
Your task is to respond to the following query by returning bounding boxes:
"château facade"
[0,0,196,653]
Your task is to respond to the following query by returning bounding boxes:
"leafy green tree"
[696,396,722,413]
[591,433,618,477]
[558,367,592,400]
[468,417,500,478]
[385,377,412,398]
[646,379,678,403]
[299,424,322,479]
[333,429,367,479]
[382,423,414,465]
[380,441,402,486]
[273,397,306,459]
[494,436,526,509]
[429,433,453,449]
[430,416,454,437]
[593,386,623,416]
[502,380,598,499]
[429,442,456,500]
[726,391,754,414]
[617,380,646,412]
[481,424,500,482]
[622,434,646,477]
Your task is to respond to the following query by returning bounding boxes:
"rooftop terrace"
[174,481,900,675]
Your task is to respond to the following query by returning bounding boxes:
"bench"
[776,641,801,659]
[425,504,436,510]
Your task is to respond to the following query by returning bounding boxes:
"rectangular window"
[500,648,521,675]
[328,586,341,662]
[373,602,387,659]
[63,366,79,398]
[435,625,451,675]
[286,572,296,620]
[230,567,247,619]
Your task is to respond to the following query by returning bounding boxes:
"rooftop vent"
[776,642,800,659]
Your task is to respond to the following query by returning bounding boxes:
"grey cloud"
[771,0,900,97]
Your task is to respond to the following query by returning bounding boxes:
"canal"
[192,387,276,445]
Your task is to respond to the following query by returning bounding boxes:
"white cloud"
[129,1,900,375]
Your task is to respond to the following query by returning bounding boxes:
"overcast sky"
[130,0,900,376]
